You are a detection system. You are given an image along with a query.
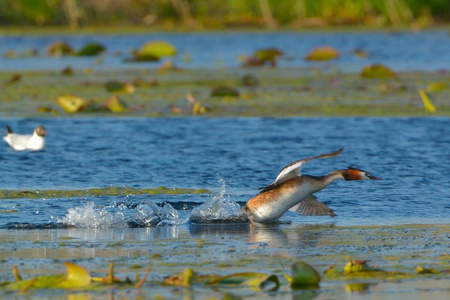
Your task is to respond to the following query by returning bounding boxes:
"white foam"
[62,202,126,228]
[190,178,248,223]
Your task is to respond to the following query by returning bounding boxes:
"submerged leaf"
[47,41,73,56]
[305,46,340,61]
[56,95,88,113]
[77,43,105,56]
[360,64,396,78]
[211,86,240,97]
[418,89,436,113]
[290,261,321,288]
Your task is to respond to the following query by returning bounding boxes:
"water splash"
[61,202,127,228]
[189,178,248,223]
[61,201,186,228]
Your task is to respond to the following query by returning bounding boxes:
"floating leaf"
[208,272,279,291]
[416,266,440,274]
[158,61,181,73]
[102,96,128,113]
[343,260,380,275]
[353,49,369,58]
[345,282,373,292]
[4,50,18,58]
[77,43,105,56]
[290,261,321,288]
[419,89,436,113]
[254,48,283,61]
[7,263,91,290]
[56,95,88,113]
[36,106,58,114]
[426,82,448,92]
[105,81,135,94]
[305,46,340,61]
[163,268,195,287]
[360,64,396,78]
[135,41,177,60]
[211,85,239,97]
[47,41,73,56]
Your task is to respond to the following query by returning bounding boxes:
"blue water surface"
[0,117,448,227]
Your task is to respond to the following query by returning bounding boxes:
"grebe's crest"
[344,167,382,181]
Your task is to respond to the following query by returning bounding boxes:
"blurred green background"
[0,0,449,29]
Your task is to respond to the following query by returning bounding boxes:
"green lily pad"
[254,48,283,62]
[137,41,177,59]
[211,85,240,97]
[305,46,340,61]
[47,41,73,56]
[77,43,105,56]
[360,64,396,78]
[56,95,88,113]
[290,261,321,288]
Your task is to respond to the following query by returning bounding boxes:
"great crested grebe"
[3,126,46,151]
[244,147,381,224]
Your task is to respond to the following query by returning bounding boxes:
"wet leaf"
[426,82,447,92]
[77,43,105,56]
[47,41,73,56]
[305,46,340,61]
[416,266,440,274]
[102,96,128,113]
[360,64,396,78]
[418,89,436,113]
[56,95,88,113]
[353,49,369,58]
[136,41,177,59]
[37,106,58,114]
[241,274,279,291]
[211,85,240,97]
[163,268,195,287]
[343,260,380,274]
[105,81,135,94]
[7,262,91,290]
[290,261,321,288]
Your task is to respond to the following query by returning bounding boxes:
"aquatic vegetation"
[305,46,340,61]
[0,186,211,200]
[46,41,73,56]
[426,82,448,92]
[76,43,105,56]
[101,95,129,113]
[286,261,321,288]
[211,85,240,97]
[5,74,21,84]
[133,41,177,62]
[243,48,283,67]
[418,89,436,113]
[56,94,89,113]
[360,64,396,78]
[105,80,135,94]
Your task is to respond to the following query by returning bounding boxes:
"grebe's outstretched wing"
[289,195,336,217]
[259,147,343,193]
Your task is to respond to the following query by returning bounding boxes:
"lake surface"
[0,117,448,229]
[1,30,449,72]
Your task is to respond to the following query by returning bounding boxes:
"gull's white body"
[3,126,46,151]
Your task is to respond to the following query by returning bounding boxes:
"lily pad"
[105,81,135,94]
[163,268,195,287]
[242,74,259,86]
[360,64,396,78]
[102,96,128,113]
[47,41,73,56]
[136,41,177,60]
[56,95,88,113]
[343,260,380,274]
[211,85,240,97]
[289,261,321,288]
[305,46,340,61]
[77,43,105,56]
